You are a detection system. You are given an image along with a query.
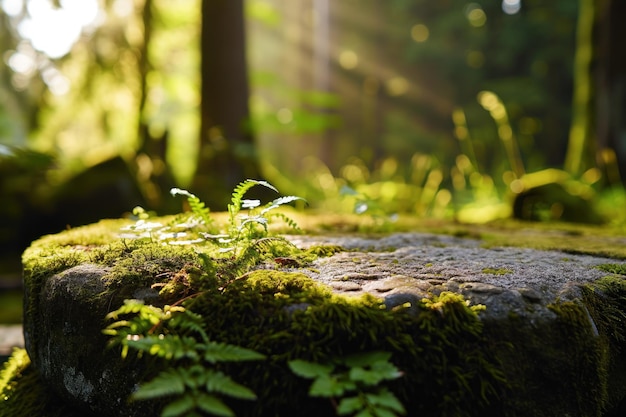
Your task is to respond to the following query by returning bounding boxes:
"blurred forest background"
[1,0,626,280]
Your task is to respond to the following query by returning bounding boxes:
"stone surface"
[22,231,626,416]
[24,264,159,417]
[287,233,619,321]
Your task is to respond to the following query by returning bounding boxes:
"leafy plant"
[223,179,305,244]
[104,299,265,417]
[289,351,406,417]
[170,188,215,230]
[121,179,304,254]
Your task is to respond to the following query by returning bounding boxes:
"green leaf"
[370,361,403,382]
[195,393,235,417]
[202,341,266,363]
[229,180,278,213]
[205,370,257,400]
[170,188,213,228]
[309,375,353,397]
[288,359,334,379]
[337,396,366,415]
[348,366,386,386]
[105,299,147,320]
[126,335,199,361]
[366,389,406,414]
[161,395,195,417]
[132,369,186,401]
[354,410,375,417]
[260,195,306,215]
[370,408,398,417]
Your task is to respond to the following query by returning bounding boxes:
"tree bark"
[193,0,264,208]
[564,0,596,176]
[594,0,626,184]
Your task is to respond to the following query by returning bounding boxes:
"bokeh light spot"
[410,24,429,42]
[339,50,358,70]
[465,4,487,28]
[502,0,522,15]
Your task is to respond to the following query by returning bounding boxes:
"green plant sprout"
[120,179,305,251]
[221,179,305,244]
[104,300,265,417]
[289,351,406,417]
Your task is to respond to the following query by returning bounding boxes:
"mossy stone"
[6,217,626,416]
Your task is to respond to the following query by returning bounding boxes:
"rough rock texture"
[21,231,626,416]
[23,264,160,417]
[287,233,616,321]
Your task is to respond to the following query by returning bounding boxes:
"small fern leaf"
[170,311,209,342]
[160,395,196,417]
[267,212,302,232]
[205,370,257,400]
[230,180,278,212]
[125,335,199,361]
[132,369,186,401]
[195,393,235,417]
[105,299,146,320]
[202,341,266,363]
[288,359,334,379]
[170,188,213,227]
[260,196,306,215]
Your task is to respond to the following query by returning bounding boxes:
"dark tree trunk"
[193,0,265,208]
[135,0,175,211]
[595,0,626,184]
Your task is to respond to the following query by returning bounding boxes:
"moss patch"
[285,212,626,259]
[482,267,513,275]
[0,349,83,417]
[183,271,504,417]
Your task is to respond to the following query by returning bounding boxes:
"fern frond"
[132,368,187,401]
[170,188,213,229]
[204,370,257,400]
[228,179,278,220]
[126,335,200,361]
[201,341,266,364]
[169,310,209,343]
[266,212,302,232]
[105,299,147,320]
[161,395,197,417]
[260,195,306,215]
[194,393,235,417]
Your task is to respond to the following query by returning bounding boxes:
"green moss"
[0,349,83,417]
[183,272,504,417]
[254,211,626,259]
[597,264,626,276]
[581,276,626,411]
[482,267,513,275]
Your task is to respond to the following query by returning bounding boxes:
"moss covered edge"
[3,218,626,416]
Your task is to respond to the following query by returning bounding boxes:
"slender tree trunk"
[193,0,264,208]
[564,0,596,176]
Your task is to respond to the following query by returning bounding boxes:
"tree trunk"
[594,0,626,185]
[193,0,264,208]
[564,0,596,177]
